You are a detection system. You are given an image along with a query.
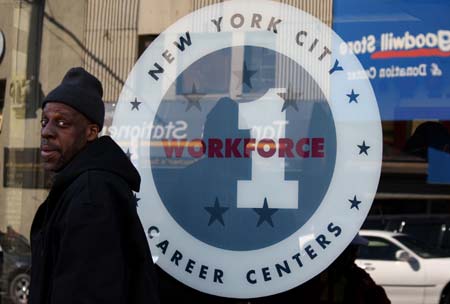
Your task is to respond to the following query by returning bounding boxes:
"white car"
[356,230,450,304]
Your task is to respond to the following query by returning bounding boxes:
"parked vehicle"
[0,229,31,304]
[356,230,450,304]
[363,216,450,252]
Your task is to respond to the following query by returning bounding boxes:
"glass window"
[0,229,30,256]
[393,235,449,258]
[358,236,401,261]
[1,0,450,302]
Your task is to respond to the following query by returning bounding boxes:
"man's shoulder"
[67,170,133,203]
[74,170,129,187]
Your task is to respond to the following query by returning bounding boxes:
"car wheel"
[9,273,30,304]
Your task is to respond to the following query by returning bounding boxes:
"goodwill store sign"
[112,0,382,298]
[341,30,448,80]
[334,0,450,120]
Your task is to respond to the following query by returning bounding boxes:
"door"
[356,236,425,304]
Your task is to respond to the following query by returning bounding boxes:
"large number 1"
[237,89,299,209]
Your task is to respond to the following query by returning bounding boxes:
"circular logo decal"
[112,0,382,298]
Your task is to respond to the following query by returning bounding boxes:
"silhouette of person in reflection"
[404,121,450,160]
[302,234,391,304]
[251,234,391,304]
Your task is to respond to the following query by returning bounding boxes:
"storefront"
[0,0,449,303]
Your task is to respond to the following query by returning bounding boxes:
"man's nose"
[41,122,55,138]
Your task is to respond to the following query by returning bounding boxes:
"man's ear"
[86,124,100,142]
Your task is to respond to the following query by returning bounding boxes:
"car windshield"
[0,234,31,256]
[393,235,450,258]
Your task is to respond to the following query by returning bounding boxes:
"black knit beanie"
[42,67,105,130]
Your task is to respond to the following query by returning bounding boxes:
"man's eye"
[57,121,67,127]
[40,119,47,127]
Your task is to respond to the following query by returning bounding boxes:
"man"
[30,67,160,304]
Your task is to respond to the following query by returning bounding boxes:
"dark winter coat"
[30,136,160,304]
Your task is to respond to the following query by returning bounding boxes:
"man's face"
[40,102,94,172]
